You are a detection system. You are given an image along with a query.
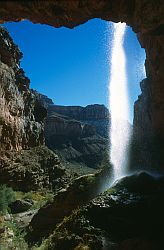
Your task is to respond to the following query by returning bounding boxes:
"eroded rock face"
[48,104,109,121]
[45,115,96,140]
[130,78,154,170]
[36,93,110,138]
[0,26,46,151]
[0,146,66,191]
[131,31,164,170]
[48,104,110,138]
[0,27,69,191]
[35,93,109,169]
[45,114,107,168]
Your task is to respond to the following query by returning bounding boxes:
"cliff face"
[45,115,96,142]
[133,79,153,142]
[49,104,109,121]
[138,31,164,138]
[0,146,65,192]
[36,94,108,169]
[131,30,164,170]
[45,112,108,169]
[130,79,154,170]
[0,27,46,151]
[48,104,110,138]
[37,93,110,139]
[0,27,67,191]
[45,122,107,170]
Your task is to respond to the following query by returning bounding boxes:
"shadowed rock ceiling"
[0,0,163,33]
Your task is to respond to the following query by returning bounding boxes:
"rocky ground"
[1,171,164,250]
[0,146,70,192]
[33,171,164,250]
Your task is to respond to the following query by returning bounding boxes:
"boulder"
[26,167,112,244]
[9,199,32,214]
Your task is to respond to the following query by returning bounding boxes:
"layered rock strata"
[47,104,110,138]
[35,94,109,169]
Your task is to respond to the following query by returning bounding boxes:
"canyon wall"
[48,104,110,138]
[131,31,164,170]
[0,27,67,191]
[36,94,109,169]
[36,93,110,138]
[0,27,46,151]
[45,113,108,169]
[48,104,109,120]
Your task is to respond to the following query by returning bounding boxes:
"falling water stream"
[109,22,131,180]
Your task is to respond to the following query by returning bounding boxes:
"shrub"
[0,185,16,214]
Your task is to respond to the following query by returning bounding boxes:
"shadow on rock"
[37,171,164,250]
[26,166,112,244]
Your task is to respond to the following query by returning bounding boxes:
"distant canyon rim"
[0,0,164,170]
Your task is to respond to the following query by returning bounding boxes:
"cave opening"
[3,19,146,122]
[1,18,147,179]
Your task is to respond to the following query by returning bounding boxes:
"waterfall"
[108,22,131,180]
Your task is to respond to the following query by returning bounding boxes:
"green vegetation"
[36,208,103,250]
[0,185,16,214]
[0,185,55,249]
[0,185,54,215]
[74,244,91,250]
[0,219,28,250]
[15,190,54,209]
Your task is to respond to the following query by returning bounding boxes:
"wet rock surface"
[86,173,164,241]
[26,166,111,244]
[38,172,164,250]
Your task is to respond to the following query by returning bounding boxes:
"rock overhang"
[0,1,163,34]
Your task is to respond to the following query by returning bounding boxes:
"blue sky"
[3,19,146,122]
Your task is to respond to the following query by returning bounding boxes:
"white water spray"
[108,22,131,180]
